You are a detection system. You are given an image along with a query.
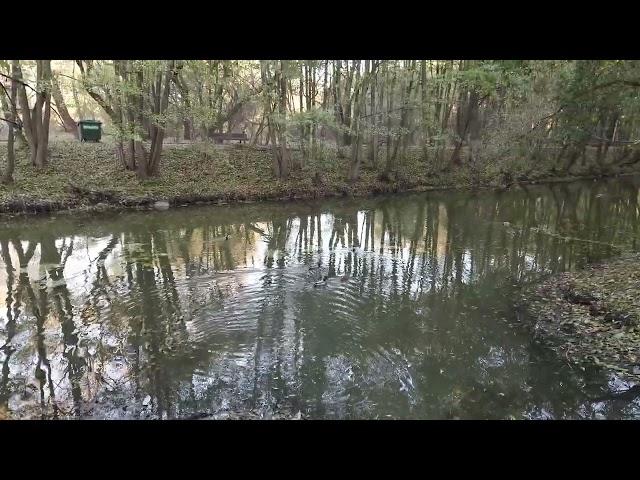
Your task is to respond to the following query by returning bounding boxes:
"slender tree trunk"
[349,78,363,181]
[33,63,44,167]
[260,61,289,179]
[137,61,176,179]
[71,74,86,121]
[322,60,328,110]
[385,64,397,173]
[38,64,51,168]
[1,62,18,184]
[299,62,306,164]
[420,60,428,160]
[15,62,35,163]
[17,60,52,169]
[369,61,378,168]
[1,78,24,152]
[334,60,343,149]
[389,60,415,171]
[251,113,266,146]
[51,74,77,134]
[277,61,290,179]
[350,61,374,182]
[343,61,357,146]
[310,62,317,163]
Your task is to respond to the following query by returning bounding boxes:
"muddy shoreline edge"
[2,169,638,219]
[518,253,640,383]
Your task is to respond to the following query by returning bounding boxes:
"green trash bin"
[78,120,102,142]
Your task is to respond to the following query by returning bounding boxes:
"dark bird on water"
[314,276,328,287]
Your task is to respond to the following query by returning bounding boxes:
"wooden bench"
[211,132,248,144]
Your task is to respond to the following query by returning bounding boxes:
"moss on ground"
[1,140,639,216]
[520,254,640,381]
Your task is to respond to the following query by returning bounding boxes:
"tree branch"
[527,78,640,137]
[0,72,37,93]
[49,103,67,129]
[0,116,22,128]
[74,61,116,120]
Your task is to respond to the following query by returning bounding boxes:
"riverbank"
[519,254,640,382]
[2,140,640,216]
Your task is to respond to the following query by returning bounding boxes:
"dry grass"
[1,139,638,215]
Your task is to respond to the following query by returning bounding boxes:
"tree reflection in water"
[1,176,640,419]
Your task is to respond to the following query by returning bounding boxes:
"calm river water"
[1,177,640,419]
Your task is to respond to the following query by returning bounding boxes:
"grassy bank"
[1,140,640,216]
[520,254,640,381]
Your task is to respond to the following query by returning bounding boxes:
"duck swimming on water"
[314,276,328,287]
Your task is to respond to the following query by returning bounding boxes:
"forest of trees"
[2,60,640,185]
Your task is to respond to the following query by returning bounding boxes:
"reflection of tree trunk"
[0,241,16,408]
[136,254,167,418]
[41,235,85,415]
[53,271,85,415]
[175,75,193,141]
[126,230,191,419]
[13,239,58,418]
[404,202,426,293]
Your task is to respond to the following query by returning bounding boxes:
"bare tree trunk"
[251,112,266,146]
[260,61,290,179]
[33,63,45,167]
[368,60,378,168]
[277,61,290,179]
[376,61,386,167]
[15,61,35,164]
[3,120,15,184]
[113,60,136,171]
[349,77,363,181]
[267,115,281,178]
[1,62,18,184]
[309,62,317,164]
[1,66,26,150]
[51,74,77,135]
[420,60,428,160]
[175,75,192,140]
[385,64,397,173]
[322,60,328,110]
[349,61,375,182]
[451,79,480,168]
[343,60,357,146]
[600,112,618,167]
[137,61,176,179]
[299,62,306,165]
[71,71,87,121]
[389,61,415,172]
[16,60,52,168]
[333,60,343,149]
[38,62,52,168]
